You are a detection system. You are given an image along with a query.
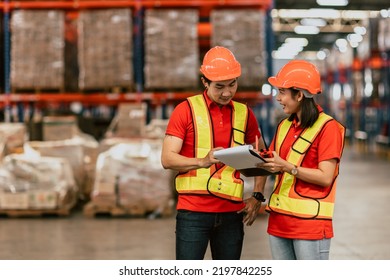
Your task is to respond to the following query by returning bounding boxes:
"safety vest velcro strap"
[268,194,334,219]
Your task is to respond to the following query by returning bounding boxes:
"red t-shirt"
[267,107,344,239]
[165,92,261,213]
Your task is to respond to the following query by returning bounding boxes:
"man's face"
[206,78,238,106]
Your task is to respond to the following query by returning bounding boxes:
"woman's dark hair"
[288,88,319,129]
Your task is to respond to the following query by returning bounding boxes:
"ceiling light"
[335,38,348,48]
[347,33,363,44]
[274,9,374,20]
[343,84,352,99]
[342,10,371,19]
[353,26,366,35]
[282,44,304,52]
[380,9,389,17]
[335,38,348,53]
[316,0,348,6]
[261,84,272,96]
[272,50,296,60]
[277,9,341,19]
[349,41,359,48]
[294,25,320,35]
[273,37,309,59]
[285,37,309,46]
[331,83,342,101]
[300,18,327,27]
[308,9,341,18]
[317,50,327,60]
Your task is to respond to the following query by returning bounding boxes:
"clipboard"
[214,145,278,177]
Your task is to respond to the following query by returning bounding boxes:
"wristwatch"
[252,192,266,202]
[291,165,298,176]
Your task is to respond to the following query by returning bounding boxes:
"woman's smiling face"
[275,87,301,115]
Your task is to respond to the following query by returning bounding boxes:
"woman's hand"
[257,151,285,173]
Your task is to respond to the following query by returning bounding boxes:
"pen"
[255,135,258,151]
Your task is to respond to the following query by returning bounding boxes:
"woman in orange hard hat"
[259,60,345,260]
[161,46,268,260]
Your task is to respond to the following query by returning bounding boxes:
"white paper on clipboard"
[213,145,266,170]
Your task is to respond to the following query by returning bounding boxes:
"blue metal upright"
[3,0,11,122]
[133,4,144,94]
[262,1,275,144]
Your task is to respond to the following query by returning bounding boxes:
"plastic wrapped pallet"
[42,115,78,141]
[0,154,77,210]
[144,9,199,89]
[105,103,147,139]
[144,119,169,139]
[10,10,65,90]
[211,9,267,87]
[23,133,99,200]
[91,140,174,216]
[78,8,133,90]
[0,123,27,158]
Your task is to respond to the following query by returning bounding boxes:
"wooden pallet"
[80,85,134,94]
[11,87,64,94]
[0,205,73,218]
[83,202,174,218]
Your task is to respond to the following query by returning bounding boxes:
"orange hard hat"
[268,60,322,95]
[200,46,241,81]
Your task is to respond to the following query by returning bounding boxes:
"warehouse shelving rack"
[1,0,275,141]
[330,49,390,155]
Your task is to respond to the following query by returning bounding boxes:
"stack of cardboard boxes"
[10,10,65,91]
[211,9,267,87]
[77,8,133,91]
[144,9,200,90]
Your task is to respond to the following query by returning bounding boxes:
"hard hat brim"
[201,68,241,81]
[268,76,321,95]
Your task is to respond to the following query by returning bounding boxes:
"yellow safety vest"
[175,94,249,201]
[267,112,345,219]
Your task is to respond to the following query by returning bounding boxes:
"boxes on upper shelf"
[211,9,267,87]
[144,9,200,90]
[77,8,133,91]
[10,10,65,91]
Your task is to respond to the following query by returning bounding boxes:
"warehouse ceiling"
[271,0,390,58]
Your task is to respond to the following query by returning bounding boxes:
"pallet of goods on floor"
[0,104,174,218]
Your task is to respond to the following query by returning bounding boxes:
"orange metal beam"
[198,22,211,37]
[0,92,269,106]
[0,0,271,10]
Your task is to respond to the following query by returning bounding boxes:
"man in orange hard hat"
[161,46,268,260]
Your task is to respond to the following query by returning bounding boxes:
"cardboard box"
[211,9,267,87]
[42,116,78,141]
[144,9,199,89]
[105,103,147,138]
[0,192,29,209]
[10,10,65,90]
[28,190,58,209]
[78,8,133,90]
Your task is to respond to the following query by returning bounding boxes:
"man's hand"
[238,197,262,226]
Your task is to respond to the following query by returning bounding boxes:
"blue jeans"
[269,235,331,260]
[176,210,244,260]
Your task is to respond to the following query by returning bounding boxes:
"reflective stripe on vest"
[175,95,248,201]
[267,113,345,219]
